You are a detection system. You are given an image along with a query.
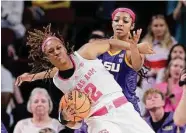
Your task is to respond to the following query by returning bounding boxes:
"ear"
[111,21,114,30]
[130,23,135,30]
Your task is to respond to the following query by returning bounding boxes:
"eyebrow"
[115,16,131,19]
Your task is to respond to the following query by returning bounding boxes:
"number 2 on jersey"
[84,83,103,102]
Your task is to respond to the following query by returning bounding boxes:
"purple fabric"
[1,122,8,133]
[145,112,186,133]
[98,50,140,113]
[74,121,88,133]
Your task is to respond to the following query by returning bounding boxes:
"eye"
[123,20,129,23]
[48,49,54,54]
[147,97,152,100]
[123,17,130,23]
[57,46,62,50]
[113,19,119,22]
[34,100,39,104]
[154,24,158,27]
[41,99,47,103]
[173,50,177,53]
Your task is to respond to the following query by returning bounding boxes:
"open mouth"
[116,28,123,32]
[175,72,180,76]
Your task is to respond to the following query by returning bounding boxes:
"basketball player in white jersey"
[15,24,155,133]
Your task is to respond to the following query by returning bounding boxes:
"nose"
[118,20,124,26]
[54,49,60,56]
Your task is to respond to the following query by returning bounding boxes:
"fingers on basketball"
[60,90,91,122]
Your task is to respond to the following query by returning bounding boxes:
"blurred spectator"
[154,57,185,112]
[13,88,65,133]
[1,64,14,131]
[88,29,105,43]
[1,1,26,39]
[156,44,186,83]
[32,1,71,10]
[143,88,186,133]
[141,14,177,90]
[167,1,186,45]
[174,68,186,127]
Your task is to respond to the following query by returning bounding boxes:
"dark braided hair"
[27,24,74,78]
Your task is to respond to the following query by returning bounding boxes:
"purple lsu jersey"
[98,50,140,113]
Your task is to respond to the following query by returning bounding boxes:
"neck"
[32,114,50,125]
[149,108,165,122]
[58,56,74,71]
[154,36,163,42]
[171,77,179,84]
[113,34,128,41]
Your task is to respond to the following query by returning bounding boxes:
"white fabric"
[86,103,154,133]
[1,1,25,38]
[145,37,177,62]
[13,118,65,133]
[156,68,165,84]
[1,65,14,93]
[135,87,147,117]
[53,52,123,116]
[53,52,155,133]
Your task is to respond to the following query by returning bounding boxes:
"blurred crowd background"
[1,1,186,133]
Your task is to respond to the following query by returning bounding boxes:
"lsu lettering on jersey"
[98,50,140,113]
[53,52,126,116]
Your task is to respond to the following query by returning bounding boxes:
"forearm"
[130,45,143,71]
[32,67,58,81]
[109,39,151,54]
[174,86,186,126]
[14,86,24,104]
[173,2,182,20]
[109,39,131,50]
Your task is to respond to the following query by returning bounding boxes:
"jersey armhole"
[124,54,133,69]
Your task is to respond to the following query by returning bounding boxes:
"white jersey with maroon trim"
[53,51,124,116]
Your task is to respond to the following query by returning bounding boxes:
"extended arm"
[174,73,186,126]
[78,38,153,60]
[174,85,186,126]
[15,67,58,86]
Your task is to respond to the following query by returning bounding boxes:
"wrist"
[130,44,138,49]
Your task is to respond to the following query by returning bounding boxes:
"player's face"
[44,39,70,68]
[151,18,167,38]
[169,59,185,80]
[112,12,133,39]
[145,93,165,110]
[171,46,185,60]
[30,93,50,116]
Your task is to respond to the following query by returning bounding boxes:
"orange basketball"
[59,90,91,122]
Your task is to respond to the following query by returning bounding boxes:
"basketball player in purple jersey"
[98,8,142,113]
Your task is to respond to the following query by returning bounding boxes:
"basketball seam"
[76,92,86,110]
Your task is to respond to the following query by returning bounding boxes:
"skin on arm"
[15,67,58,86]
[125,29,145,71]
[173,74,186,126]
[173,1,183,20]
[78,32,153,60]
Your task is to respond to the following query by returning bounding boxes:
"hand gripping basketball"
[59,90,91,122]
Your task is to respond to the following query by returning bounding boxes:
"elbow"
[132,66,141,72]
[131,62,143,72]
